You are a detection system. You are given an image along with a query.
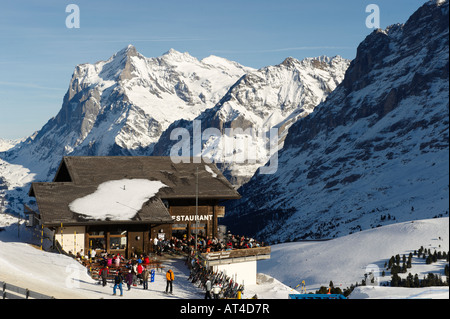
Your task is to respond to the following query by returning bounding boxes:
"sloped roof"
[52,156,240,199]
[31,182,173,227]
[30,156,240,226]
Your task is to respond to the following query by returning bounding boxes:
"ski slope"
[258,217,449,298]
[0,213,448,299]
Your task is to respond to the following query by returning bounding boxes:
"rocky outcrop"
[223,0,449,243]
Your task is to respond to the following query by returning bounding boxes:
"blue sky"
[0,0,427,139]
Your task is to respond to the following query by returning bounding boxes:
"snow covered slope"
[258,217,449,297]
[0,138,21,152]
[224,0,449,242]
[0,159,36,214]
[0,213,447,299]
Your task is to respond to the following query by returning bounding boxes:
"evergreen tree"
[391,273,400,287]
[391,265,401,275]
[432,251,438,263]
[407,253,412,269]
[405,273,414,287]
[388,256,395,269]
[414,274,420,287]
[401,263,407,273]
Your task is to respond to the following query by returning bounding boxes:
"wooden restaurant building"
[28,156,240,258]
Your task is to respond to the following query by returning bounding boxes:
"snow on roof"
[204,165,217,178]
[68,179,167,221]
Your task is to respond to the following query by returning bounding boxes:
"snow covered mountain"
[0,45,349,212]
[0,138,23,152]
[152,55,349,185]
[2,46,252,180]
[223,0,449,243]
[0,46,250,213]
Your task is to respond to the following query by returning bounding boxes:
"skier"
[165,269,174,294]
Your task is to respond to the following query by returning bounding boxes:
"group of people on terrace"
[69,231,265,267]
[154,232,265,255]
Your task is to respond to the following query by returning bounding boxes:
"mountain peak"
[161,48,198,63]
[163,48,181,55]
[115,44,139,59]
[279,57,300,68]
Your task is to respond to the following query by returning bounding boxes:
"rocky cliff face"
[223,0,449,243]
[152,55,350,186]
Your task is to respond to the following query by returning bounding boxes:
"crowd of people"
[69,231,265,264]
[154,232,265,255]
[65,230,264,297]
[95,253,161,296]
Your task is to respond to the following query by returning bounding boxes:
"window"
[110,228,127,250]
[91,237,106,250]
[89,228,106,251]
[110,236,126,250]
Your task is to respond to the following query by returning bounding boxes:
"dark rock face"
[223,1,449,243]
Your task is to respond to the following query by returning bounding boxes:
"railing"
[1,281,55,299]
[199,246,271,266]
[200,246,271,260]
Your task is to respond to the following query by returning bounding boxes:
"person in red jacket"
[137,263,143,284]
[99,265,109,287]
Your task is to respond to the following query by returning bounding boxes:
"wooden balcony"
[199,246,271,266]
